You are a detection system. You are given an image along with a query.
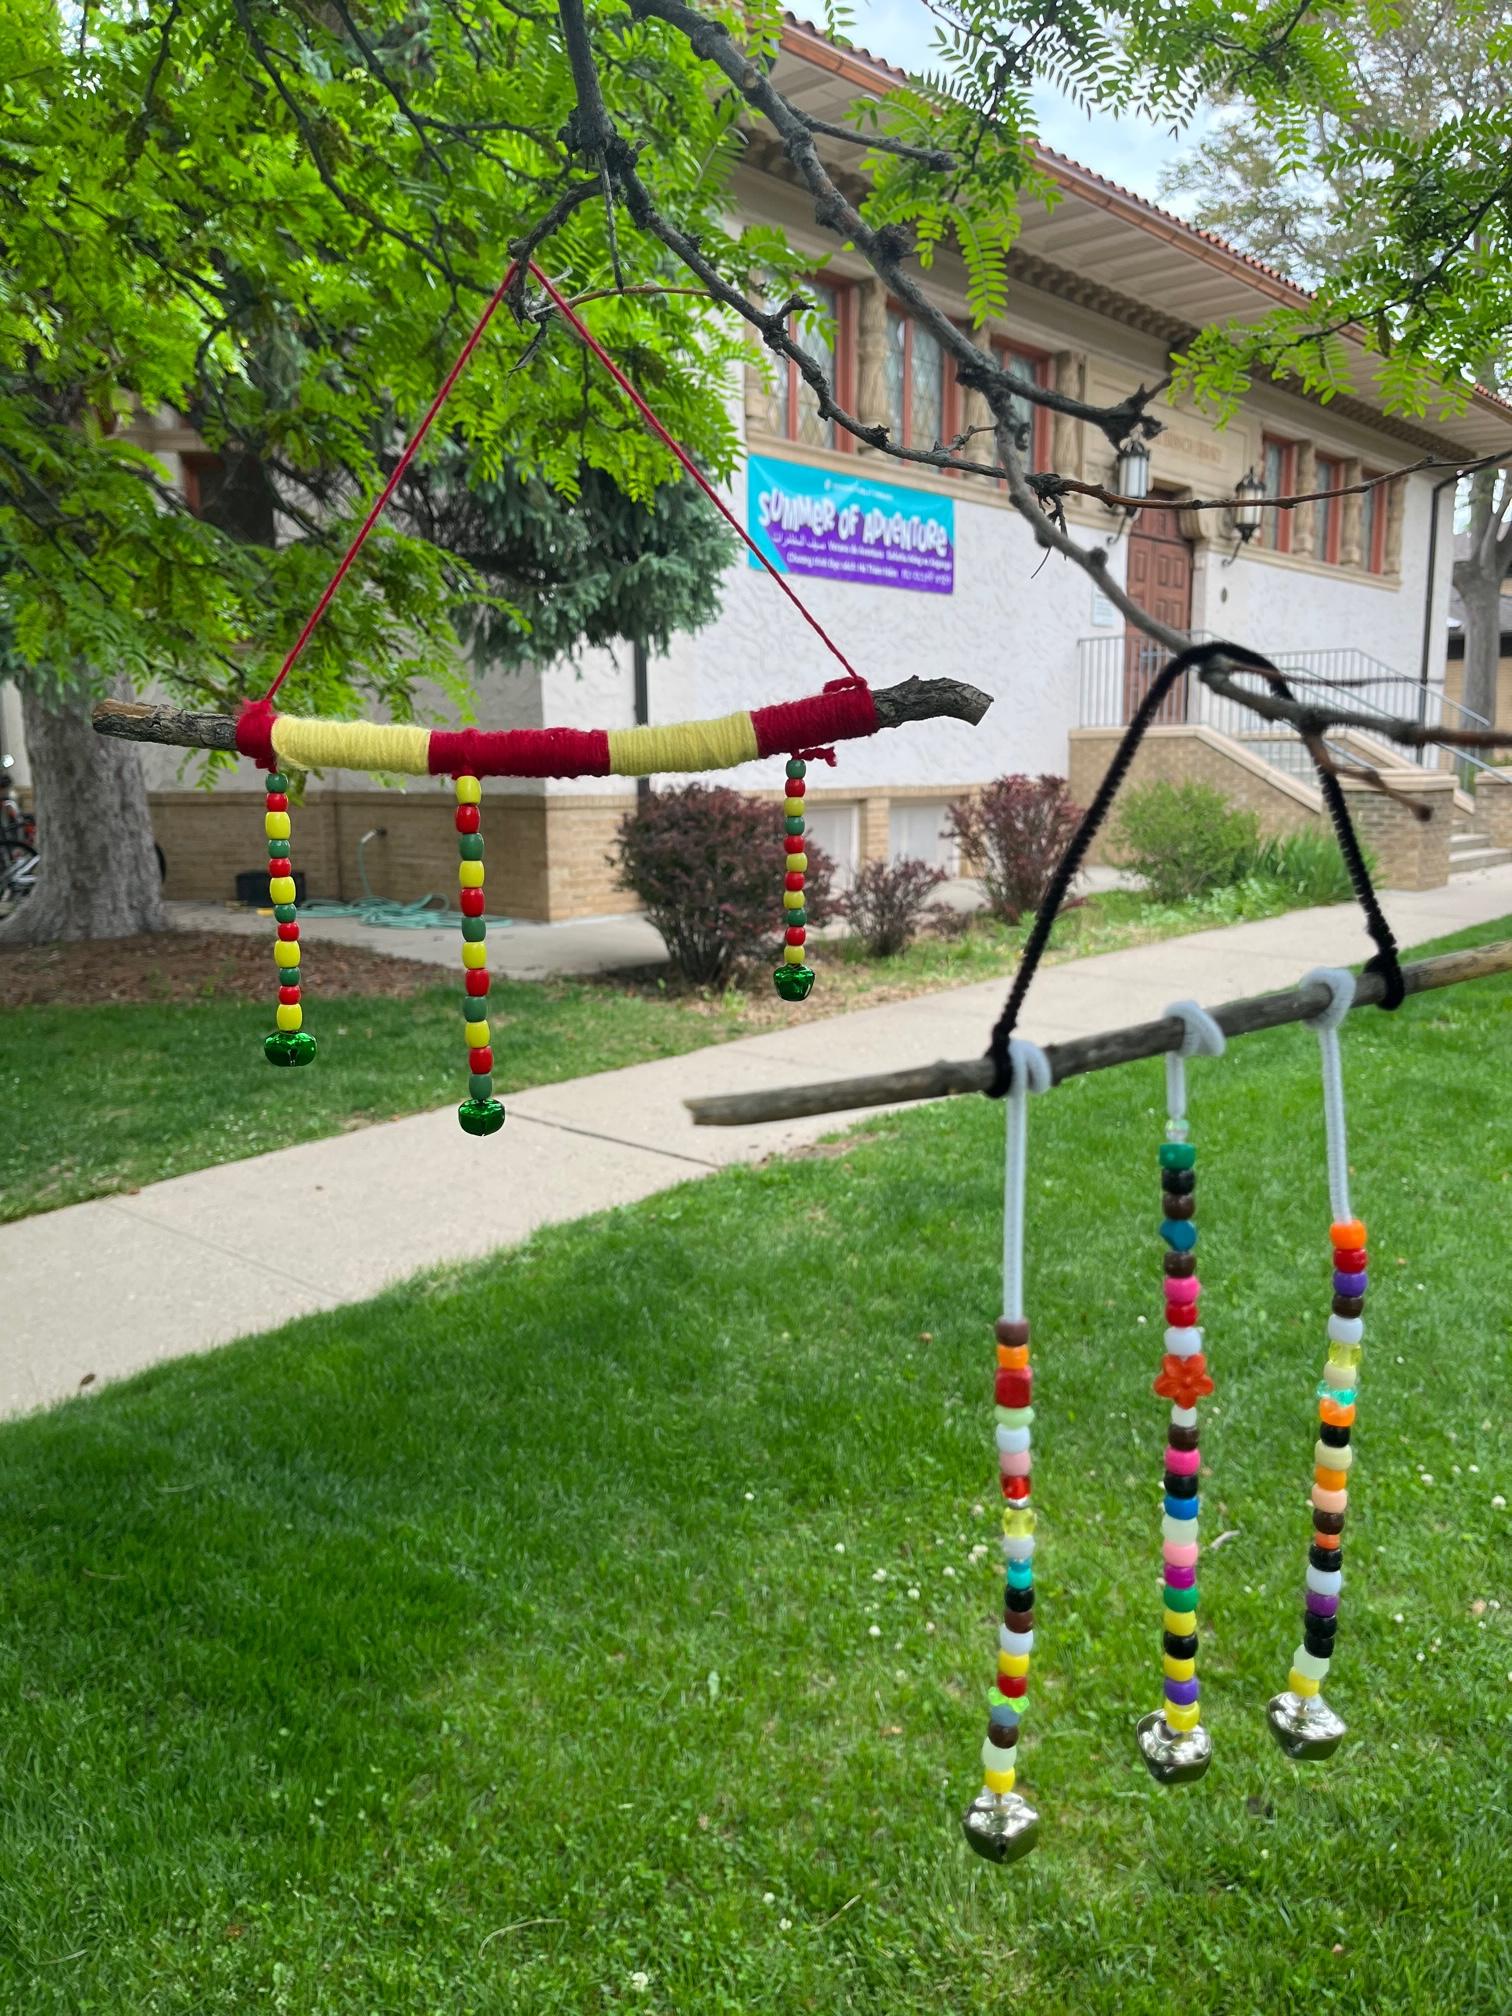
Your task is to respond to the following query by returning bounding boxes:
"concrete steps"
[1449,830,1512,875]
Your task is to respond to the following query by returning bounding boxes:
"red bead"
[995,1369,1032,1408]
[277,921,300,941]
[465,969,489,996]
[278,984,301,1005]
[786,926,806,946]
[999,1674,1028,1698]
[785,871,805,892]
[455,804,480,834]
[784,834,806,854]
[1004,1476,1032,1502]
[1166,1304,1198,1329]
[265,792,288,812]
[268,859,292,879]
[1333,1248,1367,1272]
[459,888,485,917]
[469,1046,493,1073]
[786,777,806,798]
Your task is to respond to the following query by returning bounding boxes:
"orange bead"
[996,1345,1031,1370]
[1319,1398,1357,1427]
[1315,1465,1349,1492]
[1330,1219,1367,1249]
[1311,1529,1341,1550]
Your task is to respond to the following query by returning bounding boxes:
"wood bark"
[0,678,166,946]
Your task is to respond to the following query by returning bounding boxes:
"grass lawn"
[3,884,1329,1225]
[0,919,1507,2013]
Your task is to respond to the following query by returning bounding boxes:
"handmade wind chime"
[235,260,906,1122]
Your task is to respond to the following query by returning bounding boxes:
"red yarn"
[428,726,611,778]
[751,682,877,759]
[235,698,278,769]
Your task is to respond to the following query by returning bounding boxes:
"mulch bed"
[1,930,449,1008]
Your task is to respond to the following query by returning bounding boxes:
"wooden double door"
[1122,501,1193,723]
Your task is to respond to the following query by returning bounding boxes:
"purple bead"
[1164,1563,1197,1589]
[1164,1677,1200,1705]
[1333,1270,1368,1297]
[1305,1590,1340,1616]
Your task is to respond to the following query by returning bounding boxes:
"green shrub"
[1109,781,1260,904]
[1250,827,1365,906]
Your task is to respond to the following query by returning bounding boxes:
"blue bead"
[1160,1218,1198,1252]
[989,1701,1022,1727]
[1164,1493,1199,1519]
[1006,1562,1034,1588]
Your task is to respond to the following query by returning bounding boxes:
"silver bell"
[1136,1709,1213,1784]
[961,1787,1040,1864]
[1266,1689,1347,1760]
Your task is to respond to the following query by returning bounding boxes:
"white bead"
[1323,1360,1361,1391]
[1170,1405,1198,1428]
[1293,1645,1331,1681]
[1305,1564,1343,1595]
[982,1735,1014,1774]
[1002,1535,1035,1562]
[1162,1514,1195,1544]
[1164,1326,1202,1357]
[999,1625,1034,1654]
[1327,1315,1364,1346]
[995,1425,1032,1454]
[1315,1439,1353,1471]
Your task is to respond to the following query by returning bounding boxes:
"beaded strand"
[773,757,815,1001]
[262,769,315,1068]
[453,774,506,1138]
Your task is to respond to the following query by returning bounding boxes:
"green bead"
[461,993,487,1017]
[264,1030,317,1067]
[1159,1142,1197,1171]
[279,966,300,987]
[267,839,291,858]
[461,915,487,942]
[785,816,805,836]
[458,834,484,861]
[266,771,289,793]
[469,1071,494,1100]
[273,903,298,924]
[786,907,807,929]
[785,758,806,779]
[773,962,815,1002]
[457,1096,506,1137]
[1164,1583,1199,1612]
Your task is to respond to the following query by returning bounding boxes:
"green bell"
[264,1030,317,1067]
[773,963,815,1002]
[457,1097,506,1137]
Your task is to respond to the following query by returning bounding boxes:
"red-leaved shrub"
[613,784,835,986]
[945,774,1082,923]
[836,854,947,956]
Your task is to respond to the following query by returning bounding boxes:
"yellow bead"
[1162,1606,1193,1636]
[786,852,807,873]
[464,1020,490,1048]
[1164,1701,1201,1733]
[997,1653,1030,1678]
[1162,1654,1195,1681]
[461,941,487,969]
[782,889,805,910]
[783,797,805,818]
[455,775,482,804]
[264,811,291,840]
[268,876,295,904]
[273,940,301,968]
[1288,1667,1320,1698]
[276,1003,303,1031]
[983,1767,1016,1796]
[783,945,805,965]
[459,861,485,889]
[1001,1508,1036,1537]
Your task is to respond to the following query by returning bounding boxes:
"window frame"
[180,451,225,519]
[1258,434,1296,554]
[1314,453,1344,565]
[763,276,857,453]
[884,299,951,454]
[994,339,1053,474]
[1360,469,1387,574]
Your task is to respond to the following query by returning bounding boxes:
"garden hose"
[297,827,514,930]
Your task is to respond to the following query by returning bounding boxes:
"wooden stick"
[686,939,1512,1126]
[88,675,993,759]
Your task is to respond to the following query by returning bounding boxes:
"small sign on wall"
[746,453,954,594]
[1090,580,1119,627]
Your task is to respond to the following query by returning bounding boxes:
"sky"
[845,0,1208,212]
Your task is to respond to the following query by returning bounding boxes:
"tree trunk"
[0,678,167,945]
[1457,569,1503,730]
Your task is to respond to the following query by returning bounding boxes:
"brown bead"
[1312,1508,1346,1535]
[1167,1424,1200,1452]
[987,1721,1019,1749]
[1004,1608,1034,1636]
[1163,1251,1198,1278]
[1332,1294,1365,1318]
[1162,1193,1197,1221]
[995,1318,1030,1347]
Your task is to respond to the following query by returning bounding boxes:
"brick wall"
[1067,726,1322,864]
[1338,771,1453,889]
[1475,771,1512,847]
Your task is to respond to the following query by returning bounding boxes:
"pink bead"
[1312,1484,1348,1513]
[999,1450,1032,1477]
[1163,1541,1200,1569]
[1165,1445,1201,1475]
[1165,1275,1199,1305]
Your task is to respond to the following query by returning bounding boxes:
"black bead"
[1302,1627,1337,1660]
[1168,1424,1200,1453]
[1319,1422,1352,1448]
[1005,1586,1033,1612]
[1312,1508,1346,1536]
[1332,1293,1365,1318]
[1162,1167,1196,1196]
[1163,1251,1198,1278]
[1303,1612,1338,1644]
[1162,1193,1197,1221]
[1163,1471,1199,1498]
[1163,1630,1198,1660]
[1309,1542,1341,1572]
[987,1721,1019,1749]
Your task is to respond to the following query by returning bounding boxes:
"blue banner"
[746,454,955,594]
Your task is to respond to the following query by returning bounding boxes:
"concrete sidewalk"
[9,867,1511,1417]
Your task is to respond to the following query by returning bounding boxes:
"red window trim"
[995,338,1052,475]
[885,299,951,453]
[1260,434,1295,554]
[181,451,225,518]
[1361,468,1387,574]
[771,277,856,452]
[1315,454,1343,565]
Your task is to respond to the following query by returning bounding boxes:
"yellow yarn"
[272,715,432,776]
[606,711,758,777]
